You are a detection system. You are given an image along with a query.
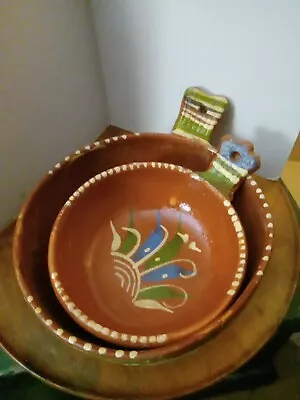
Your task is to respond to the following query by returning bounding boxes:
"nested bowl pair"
[13,132,273,364]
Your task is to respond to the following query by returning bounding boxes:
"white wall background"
[1,0,299,227]
[91,0,300,178]
[0,0,108,228]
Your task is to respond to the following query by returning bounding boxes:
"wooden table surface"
[0,126,299,399]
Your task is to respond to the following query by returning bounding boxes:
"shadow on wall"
[253,127,293,178]
[91,1,160,132]
[211,107,292,179]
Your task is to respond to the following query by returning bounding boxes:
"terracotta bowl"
[48,162,247,349]
[13,133,273,363]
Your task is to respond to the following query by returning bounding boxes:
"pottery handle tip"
[218,135,261,174]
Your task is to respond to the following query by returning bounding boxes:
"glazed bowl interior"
[13,133,270,361]
[48,162,246,348]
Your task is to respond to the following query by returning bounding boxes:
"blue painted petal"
[132,211,164,262]
[141,264,193,282]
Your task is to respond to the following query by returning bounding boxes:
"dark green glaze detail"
[0,373,77,399]
[118,209,137,255]
[174,116,212,141]
[216,155,246,179]
[197,142,260,199]
[0,351,24,378]
[197,151,245,199]
[129,209,134,226]
[119,231,137,255]
[144,233,185,270]
[198,168,235,199]
[136,286,185,301]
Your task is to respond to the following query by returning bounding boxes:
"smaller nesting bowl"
[48,162,247,349]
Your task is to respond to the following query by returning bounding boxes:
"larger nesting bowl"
[13,132,273,364]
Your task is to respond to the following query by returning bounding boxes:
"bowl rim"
[48,161,247,349]
[13,132,274,364]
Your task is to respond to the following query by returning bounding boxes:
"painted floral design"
[110,211,200,313]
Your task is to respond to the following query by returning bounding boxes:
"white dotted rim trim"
[25,295,140,361]
[49,161,247,346]
[21,134,273,361]
[47,134,139,175]
[246,176,274,277]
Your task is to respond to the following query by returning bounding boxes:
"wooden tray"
[0,151,299,399]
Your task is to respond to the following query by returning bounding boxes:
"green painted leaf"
[118,231,137,255]
[136,285,185,301]
[119,210,137,254]
[134,299,173,313]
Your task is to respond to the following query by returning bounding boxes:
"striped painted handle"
[172,87,229,143]
[198,136,261,200]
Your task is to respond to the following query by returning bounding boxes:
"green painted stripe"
[185,88,229,110]
[186,87,228,106]
[214,154,245,179]
[185,95,226,113]
[218,154,248,176]
[137,286,185,301]
[174,116,212,141]
[212,161,240,185]
[198,169,233,199]
[216,155,248,178]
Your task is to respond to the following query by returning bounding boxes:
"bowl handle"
[172,87,260,199]
[172,87,229,144]
[198,135,261,200]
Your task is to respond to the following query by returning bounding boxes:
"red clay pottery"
[13,130,273,362]
[48,161,248,348]
[1,180,297,397]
